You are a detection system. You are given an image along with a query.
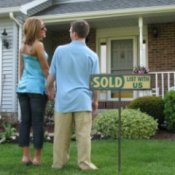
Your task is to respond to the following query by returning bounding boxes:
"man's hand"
[47,86,55,100]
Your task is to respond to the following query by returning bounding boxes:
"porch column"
[138,17,149,97]
[138,17,145,67]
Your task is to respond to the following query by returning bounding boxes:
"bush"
[164,90,175,131]
[94,108,158,139]
[45,100,54,125]
[128,96,164,127]
[0,123,16,143]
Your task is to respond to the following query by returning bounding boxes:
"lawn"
[0,139,175,175]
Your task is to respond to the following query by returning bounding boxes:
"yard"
[0,139,175,175]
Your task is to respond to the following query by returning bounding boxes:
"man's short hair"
[71,20,90,38]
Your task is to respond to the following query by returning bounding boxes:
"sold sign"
[90,73,151,174]
[90,74,151,90]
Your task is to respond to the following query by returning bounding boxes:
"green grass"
[0,139,175,175]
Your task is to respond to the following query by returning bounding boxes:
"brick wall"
[148,23,175,71]
[51,28,96,52]
[99,101,129,109]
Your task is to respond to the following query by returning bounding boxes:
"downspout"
[9,12,23,121]
[9,12,22,49]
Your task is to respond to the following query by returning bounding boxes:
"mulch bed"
[1,124,175,144]
[153,129,175,140]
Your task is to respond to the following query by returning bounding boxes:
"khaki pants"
[52,111,93,169]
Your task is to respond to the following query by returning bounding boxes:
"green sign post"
[90,74,151,174]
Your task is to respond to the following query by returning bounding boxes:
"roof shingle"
[36,0,175,16]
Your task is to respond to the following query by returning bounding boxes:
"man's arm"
[46,75,55,100]
[92,90,99,115]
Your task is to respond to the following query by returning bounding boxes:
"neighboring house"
[0,0,175,120]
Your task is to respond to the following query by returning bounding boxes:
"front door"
[110,39,134,99]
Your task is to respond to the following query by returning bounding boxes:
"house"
[0,0,175,121]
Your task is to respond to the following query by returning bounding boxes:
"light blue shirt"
[17,53,48,94]
[49,40,99,112]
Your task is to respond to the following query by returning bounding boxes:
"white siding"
[12,23,19,113]
[0,20,18,113]
[0,34,2,111]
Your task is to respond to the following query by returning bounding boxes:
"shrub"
[94,108,158,139]
[127,96,164,127]
[45,100,54,125]
[164,90,175,131]
[0,123,16,143]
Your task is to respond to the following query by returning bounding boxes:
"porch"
[148,71,175,97]
[98,71,175,109]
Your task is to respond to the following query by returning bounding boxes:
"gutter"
[0,7,20,14]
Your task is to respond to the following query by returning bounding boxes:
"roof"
[0,0,50,16]
[1,0,175,16]
[1,0,175,28]
[36,0,175,16]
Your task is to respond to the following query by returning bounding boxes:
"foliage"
[94,108,158,139]
[164,90,175,131]
[44,131,53,142]
[128,96,164,127]
[0,123,16,143]
[133,66,149,74]
[45,100,54,125]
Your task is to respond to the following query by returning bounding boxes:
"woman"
[16,17,49,165]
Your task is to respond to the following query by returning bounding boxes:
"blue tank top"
[17,53,48,94]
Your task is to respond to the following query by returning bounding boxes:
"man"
[47,20,99,170]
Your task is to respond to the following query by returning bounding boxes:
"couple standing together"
[16,17,99,170]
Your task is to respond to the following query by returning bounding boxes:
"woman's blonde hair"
[23,17,42,45]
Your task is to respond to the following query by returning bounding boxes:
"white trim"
[40,5,175,23]
[0,7,20,14]
[20,0,49,15]
[107,36,137,101]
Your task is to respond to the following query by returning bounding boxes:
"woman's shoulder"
[20,41,44,56]
[34,40,44,49]
[33,40,45,55]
